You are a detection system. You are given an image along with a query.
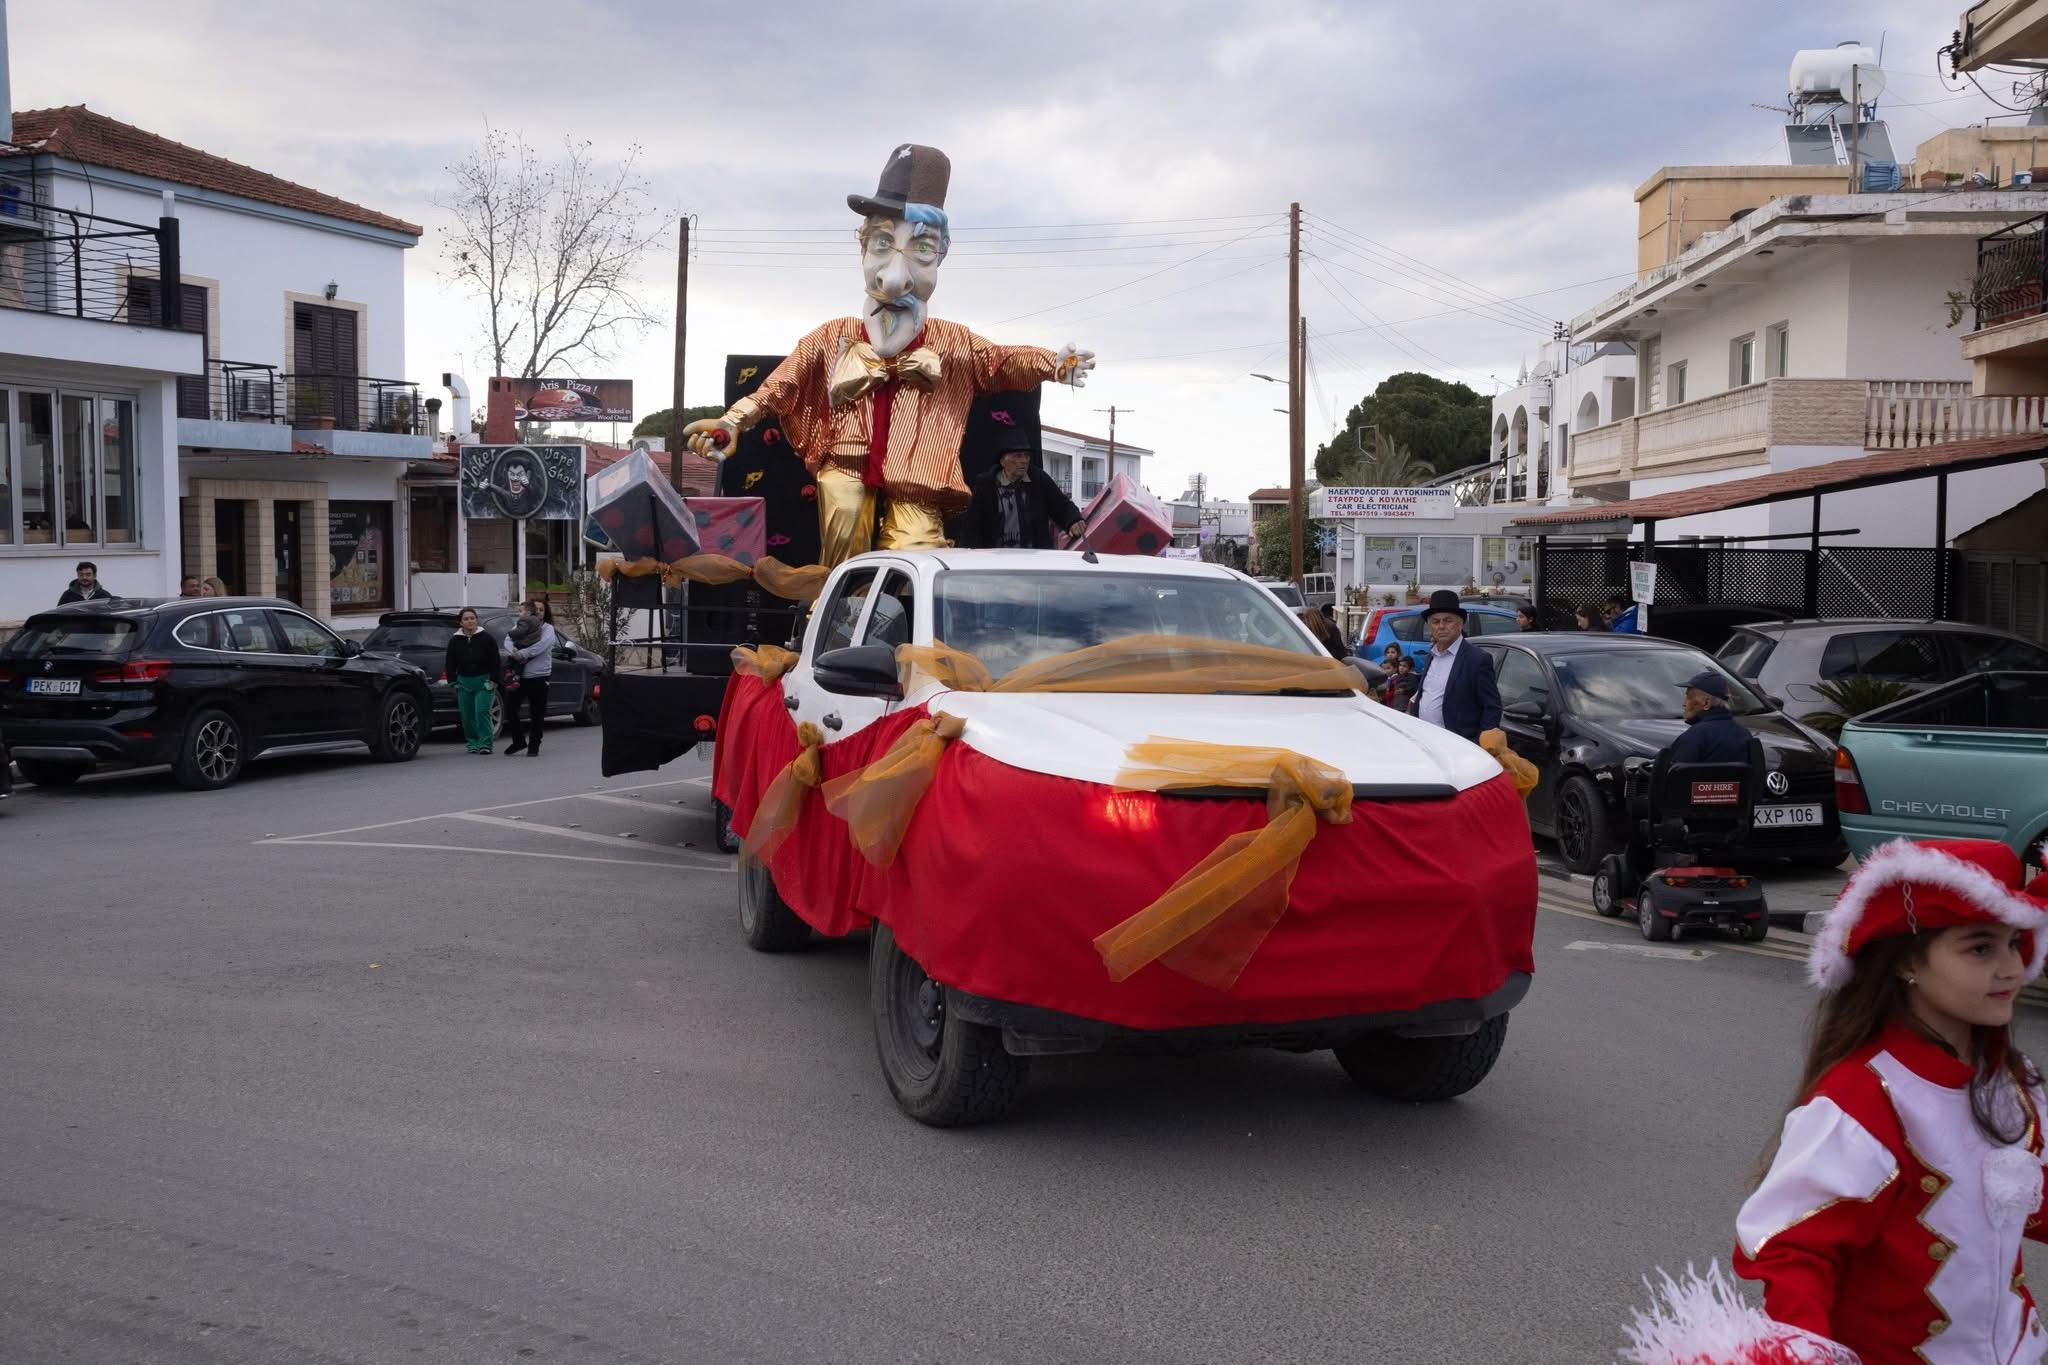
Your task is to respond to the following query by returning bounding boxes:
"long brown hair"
[1755,930,2040,1182]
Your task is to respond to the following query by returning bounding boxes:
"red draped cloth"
[713,672,1536,1030]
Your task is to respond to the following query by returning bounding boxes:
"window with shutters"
[292,303,360,429]
[126,278,209,419]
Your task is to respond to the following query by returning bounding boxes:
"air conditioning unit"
[378,389,414,431]
[232,377,276,420]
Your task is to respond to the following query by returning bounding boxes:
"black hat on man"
[1680,669,1730,701]
[1424,589,1466,620]
[990,420,1033,456]
[849,144,951,217]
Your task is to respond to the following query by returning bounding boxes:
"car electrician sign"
[456,444,584,606]
[1317,486,1457,519]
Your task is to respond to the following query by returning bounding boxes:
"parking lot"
[4,724,2043,1363]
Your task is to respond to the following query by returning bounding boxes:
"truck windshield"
[1550,648,1770,719]
[934,571,1320,678]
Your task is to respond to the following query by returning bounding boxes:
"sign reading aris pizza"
[460,445,584,522]
[492,376,634,424]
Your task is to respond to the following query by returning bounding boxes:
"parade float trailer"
[713,549,1539,1126]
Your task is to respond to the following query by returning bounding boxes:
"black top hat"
[1423,589,1466,620]
[990,421,1033,455]
[849,144,951,218]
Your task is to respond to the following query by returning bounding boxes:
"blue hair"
[904,202,951,258]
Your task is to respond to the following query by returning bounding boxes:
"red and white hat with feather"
[1807,837,2048,992]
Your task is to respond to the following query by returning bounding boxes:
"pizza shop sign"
[1319,486,1457,520]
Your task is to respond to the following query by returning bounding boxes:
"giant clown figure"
[685,144,1095,568]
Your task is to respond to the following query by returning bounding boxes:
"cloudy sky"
[8,0,2010,498]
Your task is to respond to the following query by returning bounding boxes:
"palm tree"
[1336,430,1427,487]
[1801,675,1914,738]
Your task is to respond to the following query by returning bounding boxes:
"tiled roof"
[1517,435,2048,527]
[1246,487,1292,501]
[8,106,422,237]
[583,440,722,492]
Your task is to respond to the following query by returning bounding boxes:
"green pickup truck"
[1834,670,2048,873]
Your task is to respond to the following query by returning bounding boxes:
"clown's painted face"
[859,214,944,357]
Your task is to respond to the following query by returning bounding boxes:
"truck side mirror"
[813,644,903,699]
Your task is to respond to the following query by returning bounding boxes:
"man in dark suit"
[1411,589,1501,742]
[964,427,1087,549]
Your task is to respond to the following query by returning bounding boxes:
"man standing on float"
[685,144,1096,567]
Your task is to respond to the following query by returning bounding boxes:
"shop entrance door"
[215,499,248,593]
[274,501,304,605]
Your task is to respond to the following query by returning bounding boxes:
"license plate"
[1754,803,1822,829]
[27,678,81,695]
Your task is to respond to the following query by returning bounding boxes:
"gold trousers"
[814,463,952,568]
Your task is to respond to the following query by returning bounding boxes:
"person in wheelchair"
[1665,669,1749,764]
[1596,670,1771,940]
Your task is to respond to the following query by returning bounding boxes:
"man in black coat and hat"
[1410,589,1501,742]
[964,426,1087,549]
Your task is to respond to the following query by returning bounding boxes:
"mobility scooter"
[1590,744,1770,944]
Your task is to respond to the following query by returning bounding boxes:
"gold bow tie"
[830,342,942,407]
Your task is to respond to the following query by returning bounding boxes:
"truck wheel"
[737,854,812,952]
[14,758,86,788]
[712,798,741,855]
[1335,1015,1508,1103]
[870,922,1028,1127]
[1639,885,1674,942]
[370,690,424,763]
[173,708,244,790]
[1556,776,1616,874]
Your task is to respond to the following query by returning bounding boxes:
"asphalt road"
[2,726,2034,1364]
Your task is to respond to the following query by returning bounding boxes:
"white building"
[1564,186,2048,546]
[1487,338,1639,507]
[3,106,428,629]
[1041,423,1146,504]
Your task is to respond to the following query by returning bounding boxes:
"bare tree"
[438,128,673,381]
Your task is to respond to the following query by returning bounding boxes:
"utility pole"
[1093,405,1132,489]
[1287,202,1304,587]
[1849,64,1862,193]
[669,215,691,495]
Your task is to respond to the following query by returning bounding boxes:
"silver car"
[1716,619,2048,723]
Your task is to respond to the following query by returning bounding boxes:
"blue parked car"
[1358,603,1523,667]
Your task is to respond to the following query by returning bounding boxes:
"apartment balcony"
[176,361,430,460]
[1569,377,2048,483]
[0,198,203,377]
[1962,216,2048,395]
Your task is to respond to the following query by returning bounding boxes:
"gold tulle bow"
[829,342,942,407]
[743,721,827,861]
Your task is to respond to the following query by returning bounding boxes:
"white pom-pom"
[1620,1263,1859,1364]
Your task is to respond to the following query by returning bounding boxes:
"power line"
[1305,211,1554,328]
[695,253,1280,272]
[996,215,1285,325]
[1307,258,1489,387]
[700,213,1278,233]
[1051,255,1281,329]
[1307,248,1559,335]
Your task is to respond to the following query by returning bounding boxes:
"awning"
[1510,435,2048,531]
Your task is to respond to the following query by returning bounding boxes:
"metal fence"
[283,373,423,434]
[1535,541,1961,621]
[0,203,174,324]
[1977,215,2048,330]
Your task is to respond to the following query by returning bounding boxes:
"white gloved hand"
[1054,344,1096,389]
[682,417,739,462]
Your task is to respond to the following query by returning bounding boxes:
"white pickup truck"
[715,549,1538,1126]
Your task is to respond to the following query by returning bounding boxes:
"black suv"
[0,597,431,790]
[361,609,603,738]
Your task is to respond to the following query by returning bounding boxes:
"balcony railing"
[0,200,181,327]
[1975,215,2048,330]
[284,373,423,435]
[199,360,284,422]
[1570,377,2048,477]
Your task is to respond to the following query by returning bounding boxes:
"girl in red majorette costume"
[1619,838,2048,1365]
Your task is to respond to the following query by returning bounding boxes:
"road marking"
[260,778,703,843]
[1565,941,1714,961]
[260,839,727,870]
[448,811,725,862]
[573,791,709,816]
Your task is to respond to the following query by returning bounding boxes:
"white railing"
[1634,383,1773,468]
[1864,380,2048,448]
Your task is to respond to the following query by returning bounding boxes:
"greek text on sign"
[1320,487,1456,519]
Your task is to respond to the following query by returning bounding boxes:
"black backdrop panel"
[718,353,820,569]
[945,389,1042,545]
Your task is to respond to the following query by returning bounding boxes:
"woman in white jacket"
[503,596,558,757]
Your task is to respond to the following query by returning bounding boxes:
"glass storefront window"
[1,387,140,550]
[100,398,135,543]
[60,395,97,545]
[20,391,56,545]
[0,390,13,545]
